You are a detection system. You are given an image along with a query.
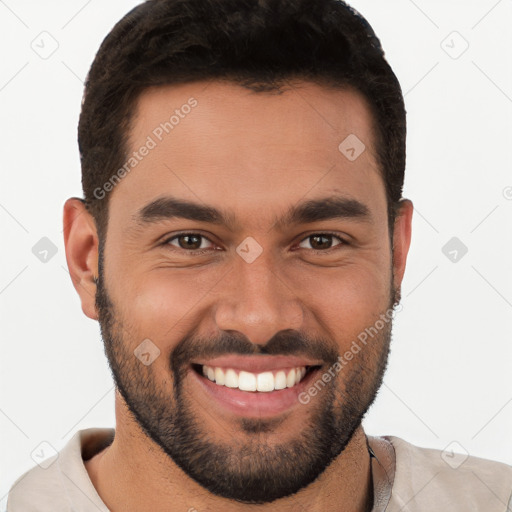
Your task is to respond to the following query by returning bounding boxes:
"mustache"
[171,329,339,372]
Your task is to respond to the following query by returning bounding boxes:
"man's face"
[94,81,405,504]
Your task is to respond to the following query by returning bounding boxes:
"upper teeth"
[202,365,307,392]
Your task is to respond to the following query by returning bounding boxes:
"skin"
[63,80,413,512]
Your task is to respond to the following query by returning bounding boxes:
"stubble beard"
[95,247,399,504]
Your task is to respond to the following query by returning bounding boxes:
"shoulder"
[6,428,114,512]
[384,435,512,512]
[7,448,67,511]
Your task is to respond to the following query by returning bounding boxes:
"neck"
[85,394,373,512]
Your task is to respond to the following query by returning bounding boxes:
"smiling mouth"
[192,364,321,392]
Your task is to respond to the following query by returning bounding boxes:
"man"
[7,0,512,510]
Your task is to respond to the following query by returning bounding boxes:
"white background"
[1,0,511,507]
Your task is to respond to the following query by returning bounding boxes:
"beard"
[95,244,400,504]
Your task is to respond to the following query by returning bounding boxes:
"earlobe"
[63,198,100,320]
[392,198,413,292]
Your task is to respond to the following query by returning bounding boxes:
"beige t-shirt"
[6,428,512,511]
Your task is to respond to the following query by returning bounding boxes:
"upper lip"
[192,355,323,373]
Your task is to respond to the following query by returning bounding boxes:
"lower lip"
[190,367,320,418]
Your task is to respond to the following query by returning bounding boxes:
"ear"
[391,198,413,293]
[63,198,100,320]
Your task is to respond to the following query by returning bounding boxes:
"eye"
[164,233,217,252]
[297,233,347,251]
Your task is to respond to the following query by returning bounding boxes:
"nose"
[213,250,304,346]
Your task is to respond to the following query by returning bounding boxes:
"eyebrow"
[133,195,372,230]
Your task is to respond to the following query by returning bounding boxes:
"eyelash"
[296,232,349,252]
[161,231,349,254]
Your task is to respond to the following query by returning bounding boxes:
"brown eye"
[298,233,345,251]
[166,233,215,251]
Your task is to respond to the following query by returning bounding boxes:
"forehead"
[108,80,386,227]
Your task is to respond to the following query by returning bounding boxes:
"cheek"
[119,268,222,345]
[283,259,392,345]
